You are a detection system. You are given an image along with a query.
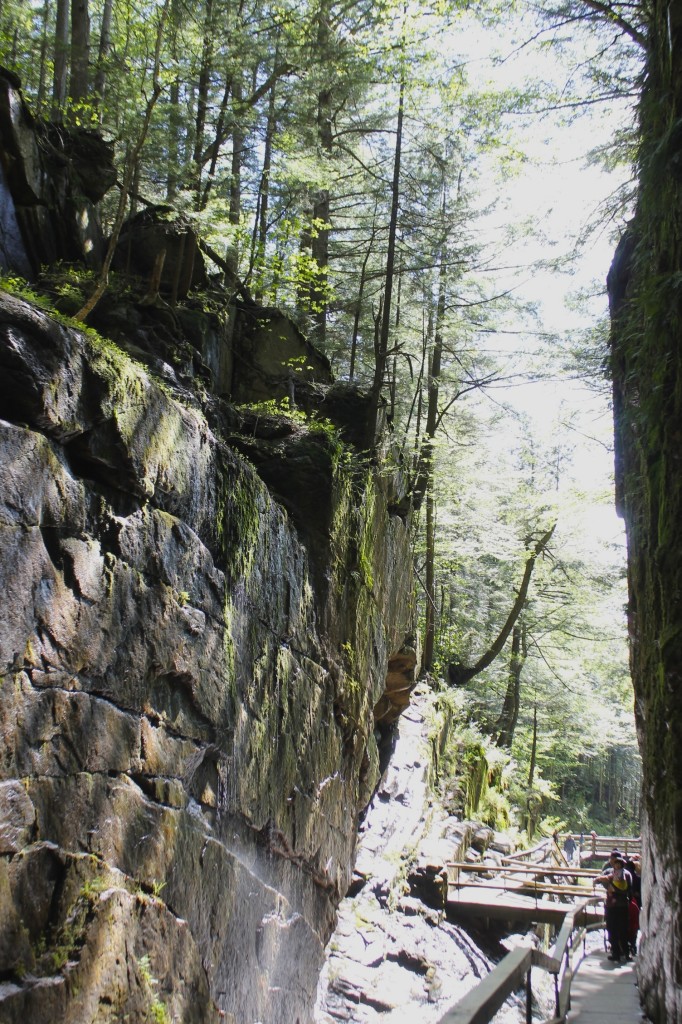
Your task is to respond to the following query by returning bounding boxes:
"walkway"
[568,950,643,1022]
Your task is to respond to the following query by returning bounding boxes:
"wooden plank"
[447,897,569,926]
[552,915,575,964]
[437,946,532,1024]
[448,862,601,878]
[450,880,584,895]
[550,897,602,963]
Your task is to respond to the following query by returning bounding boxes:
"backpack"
[607,868,632,907]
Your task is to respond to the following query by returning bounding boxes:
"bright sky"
[454,9,638,557]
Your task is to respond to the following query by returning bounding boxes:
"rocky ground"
[315,684,543,1023]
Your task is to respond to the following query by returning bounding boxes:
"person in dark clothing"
[626,854,642,907]
[594,856,632,963]
[602,847,622,872]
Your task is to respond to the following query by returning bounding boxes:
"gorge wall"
[0,74,417,1024]
[608,3,682,1020]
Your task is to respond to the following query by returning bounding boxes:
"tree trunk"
[366,69,404,449]
[74,0,170,321]
[495,619,528,748]
[449,523,556,686]
[310,85,332,346]
[226,74,245,275]
[36,0,50,114]
[349,219,377,379]
[93,0,113,104]
[166,78,181,199]
[411,193,446,511]
[419,228,446,672]
[52,0,69,116]
[526,704,539,838]
[192,0,215,201]
[69,0,90,104]
[528,704,538,788]
[423,485,436,671]
[250,79,277,298]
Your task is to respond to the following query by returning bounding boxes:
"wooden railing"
[570,833,641,859]
[437,895,603,1024]
[440,833,639,1022]
[447,836,556,888]
[448,861,601,900]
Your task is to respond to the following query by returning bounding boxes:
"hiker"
[594,854,632,963]
[626,854,642,908]
[563,834,576,862]
[602,846,622,871]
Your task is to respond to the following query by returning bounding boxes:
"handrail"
[504,837,554,862]
[437,895,604,1024]
[436,946,533,1024]
[439,834,633,1022]
[449,862,601,877]
[567,833,641,858]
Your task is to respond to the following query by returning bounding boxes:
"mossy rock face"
[231,304,332,406]
[0,845,220,1024]
[228,418,340,580]
[0,288,416,1022]
[607,9,682,1019]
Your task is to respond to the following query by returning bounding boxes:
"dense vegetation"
[0,0,644,836]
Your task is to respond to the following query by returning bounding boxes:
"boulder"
[0,68,113,275]
[113,205,208,299]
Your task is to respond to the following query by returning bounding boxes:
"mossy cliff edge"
[0,288,416,1024]
[608,4,682,1020]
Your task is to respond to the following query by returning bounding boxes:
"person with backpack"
[594,854,633,963]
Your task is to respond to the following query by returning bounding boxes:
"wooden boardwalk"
[447,884,589,925]
[568,950,643,1022]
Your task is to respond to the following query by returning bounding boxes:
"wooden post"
[526,969,532,1024]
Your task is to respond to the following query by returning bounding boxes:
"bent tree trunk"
[448,523,555,686]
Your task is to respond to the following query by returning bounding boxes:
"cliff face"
[608,4,682,1020]
[0,287,415,1022]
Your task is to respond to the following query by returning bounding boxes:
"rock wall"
[0,68,114,276]
[608,3,682,1019]
[0,288,416,1023]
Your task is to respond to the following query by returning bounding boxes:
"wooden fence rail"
[437,895,604,1024]
[439,835,639,1023]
